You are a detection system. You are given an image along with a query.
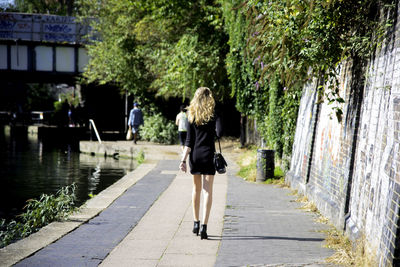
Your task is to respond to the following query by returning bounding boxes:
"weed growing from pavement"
[324,230,378,266]
[315,215,329,225]
[301,202,318,213]
[136,150,145,164]
[294,194,318,213]
[237,147,257,182]
[263,177,285,185]
[263,166,286,186]
[290,189,378,266]
[295,194,309,203]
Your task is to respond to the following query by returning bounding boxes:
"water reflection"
[0,126,136,221]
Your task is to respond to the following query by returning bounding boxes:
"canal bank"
[0,126,137,221]
[3,125,88,144]
[79,140,181,160]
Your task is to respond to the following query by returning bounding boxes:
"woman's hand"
[180,147,190,173]
[179,162,187,173]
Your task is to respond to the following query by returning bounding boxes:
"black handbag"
[214,138,227,174]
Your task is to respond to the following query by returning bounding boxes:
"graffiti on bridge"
[44,24,73,34]
[0,20,16,30]
[0,12,89,44]
[44,33,74,43]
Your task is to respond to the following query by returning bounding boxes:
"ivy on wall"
[220,0,395,169]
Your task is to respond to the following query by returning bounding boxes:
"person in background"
[176,105,188,151]
[68,105,74,127]
[128,102,144,144]
[179,87,222,240]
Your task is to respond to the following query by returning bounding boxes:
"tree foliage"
[78,0,229,102]
[13,0,76,15]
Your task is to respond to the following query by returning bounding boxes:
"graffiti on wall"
[288,80,318,181]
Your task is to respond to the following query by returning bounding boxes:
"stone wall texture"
[286,5,400,267]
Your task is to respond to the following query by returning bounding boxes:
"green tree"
[78,0,229,101]
[77,0,150,102]
[13,0,76,15]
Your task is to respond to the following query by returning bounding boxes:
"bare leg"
[134,132,137,143]
[202,175,214,225]
[192,175,202,221]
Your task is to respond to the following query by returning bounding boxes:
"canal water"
[0,126,136,221]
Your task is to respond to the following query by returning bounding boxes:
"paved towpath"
[0,141,337,267]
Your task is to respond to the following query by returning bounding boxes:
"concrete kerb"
[79,141,182,161]
[0,162,156,267]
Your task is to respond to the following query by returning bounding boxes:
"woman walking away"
[179,87,222,240]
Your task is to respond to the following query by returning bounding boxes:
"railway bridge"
[0,12,91,83]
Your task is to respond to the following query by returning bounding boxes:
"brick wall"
[286,5,400,266]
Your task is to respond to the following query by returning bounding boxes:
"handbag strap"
[217,137,222,153]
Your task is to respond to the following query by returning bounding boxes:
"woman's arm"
[180,121,194,172]
[179,146,191,172]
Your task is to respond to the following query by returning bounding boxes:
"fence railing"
[89,119,102,144]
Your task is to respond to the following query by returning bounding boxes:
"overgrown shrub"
[0,184,77,248]
[140,112,177,144]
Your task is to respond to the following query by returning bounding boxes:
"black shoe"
[192,221,200,236]
[200,224,208,240]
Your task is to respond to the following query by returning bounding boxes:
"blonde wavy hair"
[188,87,215,126]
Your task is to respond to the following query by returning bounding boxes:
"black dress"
[185,115,222,175]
